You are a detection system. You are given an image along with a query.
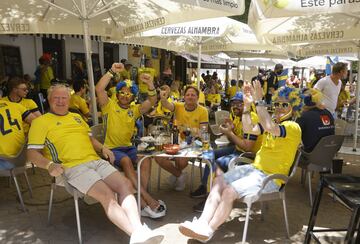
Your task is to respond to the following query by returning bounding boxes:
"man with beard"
[179,82,301,242]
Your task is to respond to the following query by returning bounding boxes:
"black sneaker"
[190,185,207,198]
[193,200,206,213]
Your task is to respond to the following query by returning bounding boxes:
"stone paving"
[1,147,359,244]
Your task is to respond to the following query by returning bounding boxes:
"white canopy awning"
[0,0,245,37]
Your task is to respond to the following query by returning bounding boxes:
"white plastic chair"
[48,176,84,244]
[214,110,230,126]
[228,150,302,244]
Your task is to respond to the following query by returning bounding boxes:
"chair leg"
[48,183,56,224]
[242,204,252,244]
[31,163,36,175]
[307,171,313,206]
[12,174,26,212]
[190,161,195,192]
[157,164,161,191]
[282,197,290,238]
[74,192,82,244]
[23,171,33,198]
[260,202,265,221]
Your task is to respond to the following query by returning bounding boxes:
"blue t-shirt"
[296,108,335,152]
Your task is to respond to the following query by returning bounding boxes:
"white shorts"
[223,164,279,199]
[63,159,117,194]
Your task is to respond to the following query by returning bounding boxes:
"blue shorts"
[0,159,14,170]
[223,164,279,198]
[111,146,137,168]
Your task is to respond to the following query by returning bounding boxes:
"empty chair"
[229,150,302,244]
[299,135,344,206]
[214,110,230,126]
[0,145,33,212]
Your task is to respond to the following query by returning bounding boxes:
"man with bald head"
[27,83,163,244]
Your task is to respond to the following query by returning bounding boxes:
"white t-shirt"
[314,76,341,115]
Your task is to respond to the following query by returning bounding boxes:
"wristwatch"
[254,100,266,107]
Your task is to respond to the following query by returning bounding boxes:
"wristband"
[107,69,116,77]
[46,161,54,170]
[255,100,266,107]
[148,89,157,96]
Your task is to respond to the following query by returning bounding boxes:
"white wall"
[0,35,38,76]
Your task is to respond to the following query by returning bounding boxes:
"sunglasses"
[17,87,29,91]
[231,101,243,107]
[118,91,133,97]
[273,102,290,108]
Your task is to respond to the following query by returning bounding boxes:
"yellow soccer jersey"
[170,90,180,100]
[174,102,208,133]
[156,97,173,116]
[253,120,301,185]
[0,101,30,157]
[231,113,262,153]
[198,91,205,105]
[27,112,99,168]
[40,66,54,90]
[138,67,156,93]
[2,97,39,133]
[206,94,221,104]
[227,86,237,98]
[69,94,90,116]
[101,99,141,148]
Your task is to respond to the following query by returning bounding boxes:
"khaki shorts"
[63,159,117,194]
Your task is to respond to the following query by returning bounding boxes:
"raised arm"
[252,80,281,136]
[139,73,157,114]
[242,82,261,135]
[159,87,175,112]
[95,63,124,107]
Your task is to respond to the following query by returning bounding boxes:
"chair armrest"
[239,152,256,160]
[228,156,254,170]
[261,174,288,190]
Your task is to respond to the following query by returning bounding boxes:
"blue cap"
[230,92,243,102]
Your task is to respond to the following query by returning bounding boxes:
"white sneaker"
[178,217,213,243]
[175,172,188,191]
[167,174,177,188]
[130,224,164,244]
[141,204,166,219]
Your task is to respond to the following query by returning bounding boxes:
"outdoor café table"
[304,174,360,244]
[136,147,213,213]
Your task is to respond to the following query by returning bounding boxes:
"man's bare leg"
[87,174,139,235]
[121,157,160,210]
[102,171,143,233]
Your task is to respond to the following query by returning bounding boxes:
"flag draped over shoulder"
[325,56,338,75]
[277,68,288,87]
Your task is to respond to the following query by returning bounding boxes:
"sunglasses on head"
[118,91,133,97]
[273,102,290,108]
